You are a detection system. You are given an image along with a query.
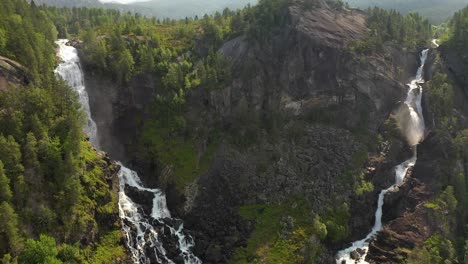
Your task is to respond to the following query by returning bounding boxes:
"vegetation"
[0,0,125,262]
[349,7,432,53]
[408,37,468,263]
[231,198,350,263]
[0,0,58,87]
[445,6,468,84]
[232,199,327,263]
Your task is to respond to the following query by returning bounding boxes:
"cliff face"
[80,2,428,263]
[175,3,425,263]
[208,4,416,132]
[0,56,30,90]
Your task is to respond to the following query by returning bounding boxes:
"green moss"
[141,120,219,191]
[354,172,375,196]
[340,147,369,186]
[87,231,127,264]
[230,199,324,263]
[322,202,350,243]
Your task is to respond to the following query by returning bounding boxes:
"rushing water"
[54,40,99,147]
[335,48,429,263]
[55,39,201,264]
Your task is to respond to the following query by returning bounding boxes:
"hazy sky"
[98,0,150,4]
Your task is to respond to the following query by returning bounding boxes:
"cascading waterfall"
[55,39,201,264]
[54,40,99,147]
[335,48,429,264]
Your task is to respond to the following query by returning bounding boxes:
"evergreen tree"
[0,202,22,256]
[0,162,12,203]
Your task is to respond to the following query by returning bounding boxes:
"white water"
[336,49,429,263]
[55,39,201,264]
[55,40,99,147]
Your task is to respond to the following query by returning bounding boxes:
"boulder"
[350,250,361,260]
[124,185,154,215]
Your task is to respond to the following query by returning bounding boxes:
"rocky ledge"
[0,56,30,90]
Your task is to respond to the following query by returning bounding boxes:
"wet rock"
[356,248,366,255]
[66,39,83,49]
[124,185,154,215]
[350,250,361,260]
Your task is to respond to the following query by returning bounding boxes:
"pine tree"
[0,201,22,255]
[0,161,12,203]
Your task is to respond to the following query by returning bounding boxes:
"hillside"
[0,1,126,263]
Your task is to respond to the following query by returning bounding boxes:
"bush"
[20,235,61,264]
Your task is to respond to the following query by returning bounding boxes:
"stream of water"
[335,48,429,263]
[55,39,201,264]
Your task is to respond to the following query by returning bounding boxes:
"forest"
[0,0,125,263]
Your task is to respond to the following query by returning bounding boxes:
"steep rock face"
[82,69,156,164]
[78,2,424,263]
[0,56,30,90]
[209,4,417,131]
[439,45,468,97]
[182,3,421,263]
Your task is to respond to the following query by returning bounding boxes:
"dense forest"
[0,0,126,263]
[1,0,468,263]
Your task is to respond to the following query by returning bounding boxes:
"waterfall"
[55,39,201,264]
[54,40,99,147]
[335,48,429,263]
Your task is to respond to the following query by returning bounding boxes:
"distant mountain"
[131,0,257,18]
[32,0,258,18]
[347,0,468,24]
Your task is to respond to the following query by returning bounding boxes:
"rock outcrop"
[0,56,30,90]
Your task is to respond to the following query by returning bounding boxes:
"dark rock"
[0,56,30,90]
[350,250,361,260]
[356,248,366,255]
[205,244,223,263]
[124,185,154,215]
[66,38,83,49]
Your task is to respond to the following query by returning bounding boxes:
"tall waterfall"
[55,39,201,264]
[335,48,429,263]
[54,40,99,147]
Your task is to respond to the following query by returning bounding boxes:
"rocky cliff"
[0,56,30,90]
[79,1,433,263]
